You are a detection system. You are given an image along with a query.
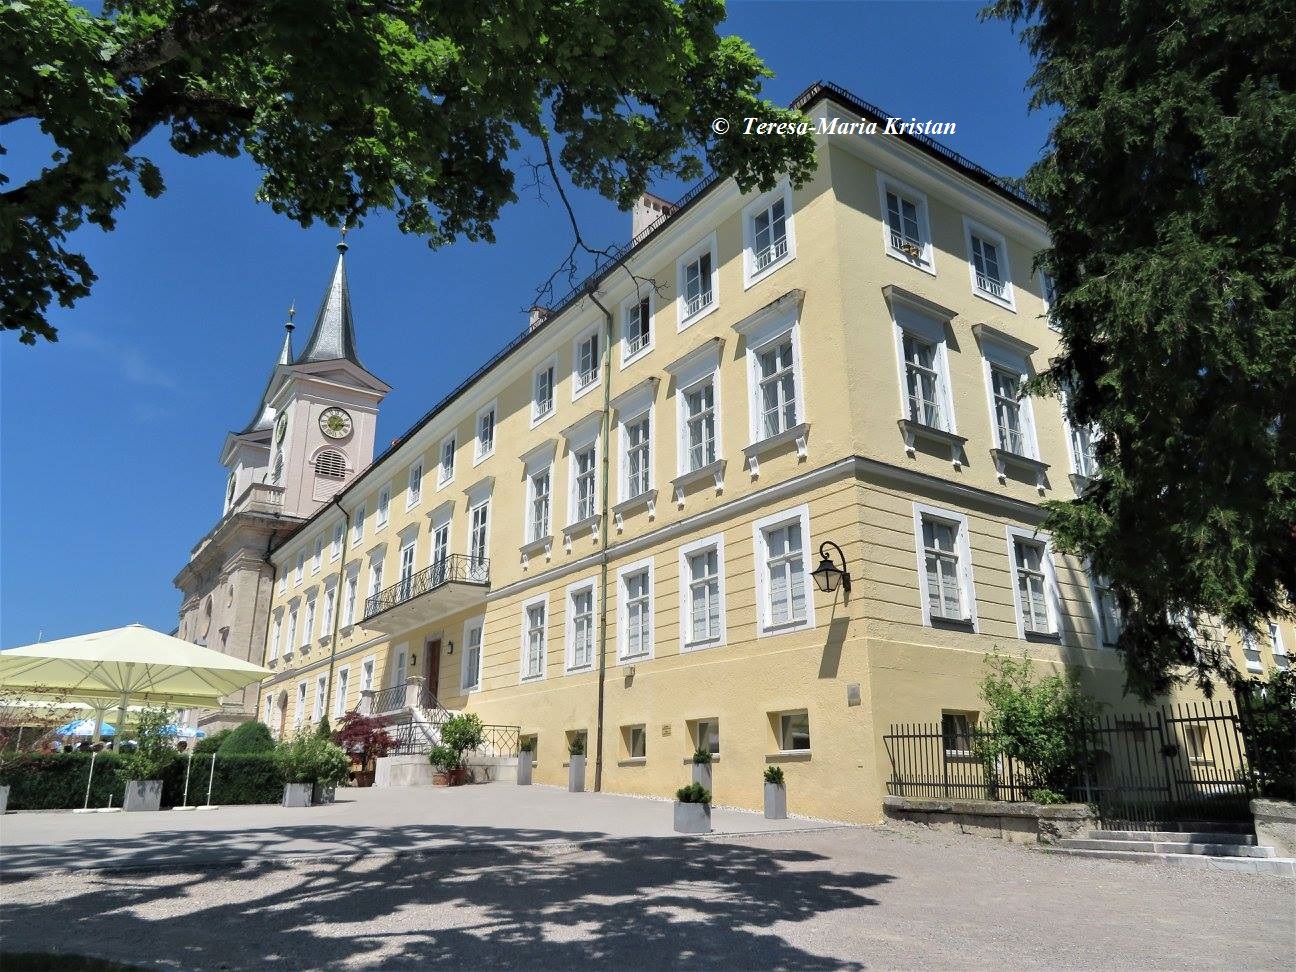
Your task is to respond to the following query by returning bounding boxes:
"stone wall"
[1251,798,1296,857]
[883,795,1095,844]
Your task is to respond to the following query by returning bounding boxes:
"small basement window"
[777,710,811,752]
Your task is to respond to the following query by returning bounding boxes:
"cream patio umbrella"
[0,624,270,740]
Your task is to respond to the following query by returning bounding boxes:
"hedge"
[0,753,284,810]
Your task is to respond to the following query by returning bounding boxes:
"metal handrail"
[363,554,489,620]
[385,715,522,758]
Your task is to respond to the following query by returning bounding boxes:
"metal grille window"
[684,380,717,471]
[971,233,1005,297]
[922,516,964,620]
[758,338,797,439]
[886,190,923,258]
[623,569,651,659]
[570,587,594,669]
[779,711,811,751]
[752,198,788,272]
[683,251,713,317]
[686,548,722,645]
[625,416,650,498]
[469,502,489,565]
[903,333,943,429]
[524,603,546,679]
[463,621,483,691]
[991,366,1026,454]
[534,364,555,419]
[1013,539,1050,633]
[942,712,975,756]
[529,469,551,540]
[762,520,807,627]
[576,333,600,390]
[315,450,346,479]
[574,447,597,521]
[477,407,495,458]
[625,297,651,357]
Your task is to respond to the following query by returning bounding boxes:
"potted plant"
[691,747,713,791]
[118,706,177,812]
[568,736,586,792]
[277,732,350,807]
[674,782,712,833]
[429,744,463,786]
[763,765,787,820]
[517,737,534,786]
[440,713,485,783]
[331,711,395,787]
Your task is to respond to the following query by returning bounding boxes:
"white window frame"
[678,532,727,651]
[777,710,812,753]
[531,357,558,426]
[313,674,327,721]
[294,681,307,728]
[980,340,1040,460]
[624,724,647,760]
[295,551,304,585]
[303,595,316,647]
[286,602,299,652]
[376,486,391,529]
[1060,383,1100,481]
[1040,271,1060,331]
[461,615,484,693]
[429,506,452,579]
[567,432,600,527]
[367,556,384,601]
[322,583,336,634]
[360,656,375,692]
[1005,526,1063,641]
[678,371,721,475]
[406,460,423,509]
[572,323,602,401]
[269,611,282,662]
[676,232,719,330]
[312,537,323,574]
[876,172,935,274]
[617,557,655,663]
[620,291,654,365]
[742,181,796,287]
[739,307,805,447]
[392,644,408,689]
[352,504,365,544]
[519,593,549,683]
[912,503,978,630]
[1242,631,1264,673]
[963,216,1016,311]
[564,578,598,673]
[618,403,653,505]
[474,401,497,464]
[752,504,816,637]
[278,571,286,596]
[525,463,553,543]
[343,567,359,628]
[438,435,456,487]
[1087,566,1124,649]
[264,694,275,726]
[331,522,344,562]
[1270,622,1288,659]
[333,665,350,717]
[468,497,490,564]
[892,304,957,434]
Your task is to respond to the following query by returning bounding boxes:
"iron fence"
[363,554,489,620]
[385,716,521,759]
[884,700,1255,828]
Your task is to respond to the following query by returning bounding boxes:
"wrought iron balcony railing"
[363,554,489,620]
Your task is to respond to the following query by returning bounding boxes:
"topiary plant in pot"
[763,765,787,819]
[691,746,714,790]
[117,706,177,812]
[277,732,350,807]
[567,735,587,793]
[673,781,713,834]
[429,744,462,786]
[438,713,485,784]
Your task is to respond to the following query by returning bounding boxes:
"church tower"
[174,239,389,732]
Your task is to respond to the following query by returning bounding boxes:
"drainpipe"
[321,494,353,724]
[586,285,615,792]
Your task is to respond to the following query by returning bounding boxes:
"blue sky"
[0,2,1053,646]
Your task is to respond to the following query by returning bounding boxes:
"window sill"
[519,535,553,566]
[473,449,495,468]
[612,489,657,532]
[618,758,647,767]
[681,637,724,654]
[621,342,654,369]
[530,409,555,430]
[972,284,1016,313]
[765,750,811,762]
[743,422,809,475]
[930,615,975,632]
[671,459,726,506]
[990,448,1050,488]
[618,651,651,666]
[1069,472,1093,494]
[677,299,718,332]
[562,514,601,551]
[1024,630,1061,644]
[565,664,595,676]
[744,251,794,290]
[520,674,546,684]
[897,419,967,468]
[884,245,936,277]
[682,756,720,765]
[572,378,601,403]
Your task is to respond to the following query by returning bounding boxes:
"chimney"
[529,306,552,331]
[631,193,678,241]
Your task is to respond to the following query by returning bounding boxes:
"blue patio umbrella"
[56,718,116,738]
[162,724,206,739]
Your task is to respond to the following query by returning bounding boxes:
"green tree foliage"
[275,732,349,785]
[192,728,230,755]
[675,781,711,803]
[216,719,274,754]
[977,652,1101,802]
[1236,668,1296,800]
[982,1,1296,700]
[2,0,816,344]
[116,704,176,781]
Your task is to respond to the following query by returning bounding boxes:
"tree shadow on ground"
[1,824,892,970]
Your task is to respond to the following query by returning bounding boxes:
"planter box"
[312,783,337,805]
[432,767,468,787]
[764,782,787,820]
[123,780,163,813]
[691,762,713,790]
[518,750,534,786]
[674,801,712,834]
[0,784,9,814]
[282,782,313,807]
[568,755,586,793]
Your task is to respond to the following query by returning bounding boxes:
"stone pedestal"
[691,763,713,790]
[123,780,162,812]
[518,750,534,785]
[674,801,712,834]
[764,782,787,819]
[568,755,586,792]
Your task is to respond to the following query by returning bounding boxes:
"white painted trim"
[616,556,655,664]
[678,531,728,652]
[742,180,797,288]
[619,289,656,367]
[436,434,457,488]
[473,400,498,465]
[405,459,424,510]
[875,170,936,275]
[891,302,958,435]
[1004,524,1063,642]
[460,614,485,693]
[676,232,720,331]
[617,397,654,507]
[977,335,1041,462]
[563,576,599,674]
[571,321,603,402]
[333,665,351,717]
[751,503,816,637]
[740,306,806,456]
[911,502,979,631]
[519,592,550,683]
[530,356,559,428]
[675,368,723,480]
[963,215,1017,312]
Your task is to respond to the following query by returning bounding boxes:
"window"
[755,335,798,440]
[914,505,976,626]
[566,581,596,671]
[469,500,489,564]
[334,667,350,717]
[572,445,597,523]
[407,461,423,508]
[977,334,1040,467]
[361,657,374,692]
[678,235,717,326]
[344,570,358,627]
[368,559,384,599]
[624,724,646,760]
[533,360,556,422]
[331,523,344,561]
[902,333,944,429]
[1269,622,1289,670]
[964,218,1015,309]
[683,377,717,472]
[574,330,600,394]
[1041,272,1060,330]
[287,605,299,650]
[295,552,304,585]
[942,712,976,757]
[1062,383,1099,480]
[475,404,496,461]
[393,646,408,688]
[1011,536,1053,636]
[1185,725,1211,764]
[991,366,1026,454]
[876,173,933,270]
[694,719,720,756]
[303,596,316,646]
[521,596,547,681]
[528,467,551,541]
[619,560,653,661]
[264,694,275,726]
[313,537,323,573]
[744,184,794,284]
[353,505,365,544]
[398,540,416,600]
[439,436,456,485]
[1242,631,1263,673]
[315,450,346,479]
[680,534,725,650]
[270,613,282,661]
[1091,572,1123,647]
[376,487,390,529]
[272,450,284,486]
[294,682,307,728]
[278,572,286,596]
[754,506,812,634]
[462,617,484,692]
[431,521,451,579]
[623,413,651,500]
[623,295,652,361]
[313,675,326,721]
[778,711,810,752]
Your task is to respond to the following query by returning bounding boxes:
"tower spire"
[278,300,296,365]
[294,233,363,367]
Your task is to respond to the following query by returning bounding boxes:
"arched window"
[315,449,347,479]
[272,450,284,485]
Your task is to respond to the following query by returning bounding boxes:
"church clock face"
[319,407,353,439]
[274,413,288,444]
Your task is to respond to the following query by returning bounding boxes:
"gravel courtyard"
[2,787,1291,970]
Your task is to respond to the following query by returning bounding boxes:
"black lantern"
[810,541,851,595]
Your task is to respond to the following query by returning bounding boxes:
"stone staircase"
[1042,829,1295,876]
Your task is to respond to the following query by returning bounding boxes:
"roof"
[294,243,364,368]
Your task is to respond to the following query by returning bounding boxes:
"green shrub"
[763,765,785,786]
[1236,668,1296,800]
[315,716,332,739]
[518,737,535,753]
[675,782,711,804]
[116,706,177,782]
[428,744,460,771]
[275,733,349,785]
[218,721,275,755]
[193,729,230,755]
[1028,788,1067,805]
[691,747,712,765]
[568,736,586,757]
[440,713,485,756]
[163,754,283,806]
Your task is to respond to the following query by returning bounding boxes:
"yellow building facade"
[253,83,1293,823]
